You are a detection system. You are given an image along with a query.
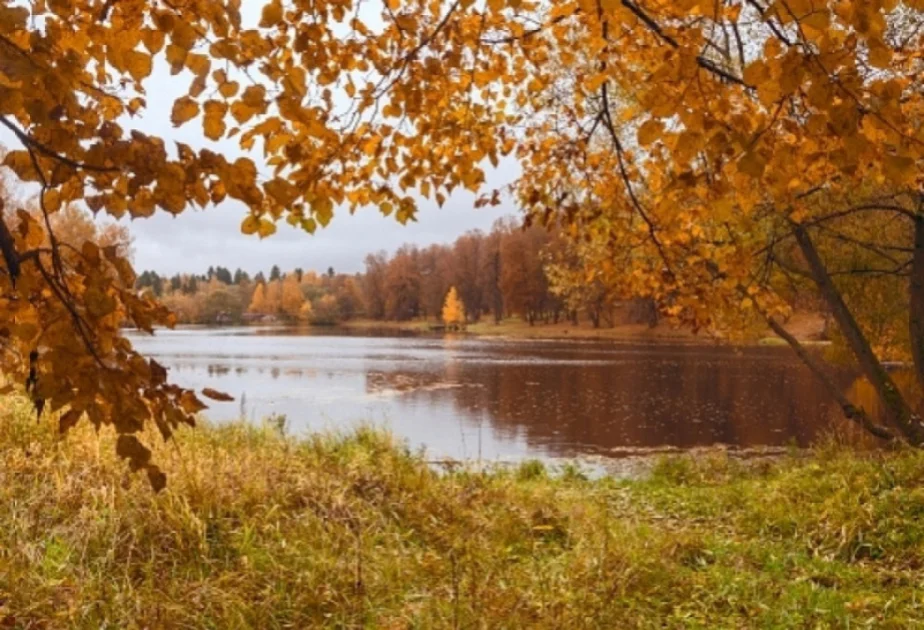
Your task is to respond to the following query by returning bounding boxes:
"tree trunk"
[589,308,600,328]
[492,252,503,324]
[766,316,893,440]
[793,223,923,444]
[909,216,924,393]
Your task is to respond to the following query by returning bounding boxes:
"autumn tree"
[332,275,364,321]
[442,286,466,329]
[298,301,314,322]
[264,279,283,316]
[201,283,238,324]
[280,273,305,320]
[383,246,421,320]
[499,226,554,325]
[311,294,340,325]
[0,0,920,486]
[248,283,267,315]
[451,232,486,321]
[481,227,505,325]
[362,253,389,320]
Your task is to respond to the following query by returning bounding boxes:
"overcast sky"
[127,185,514,276]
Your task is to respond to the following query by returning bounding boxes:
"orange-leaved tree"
[441,286,465,327]
[0,0,922,487]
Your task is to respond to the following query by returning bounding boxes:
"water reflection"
[129,328,847,461]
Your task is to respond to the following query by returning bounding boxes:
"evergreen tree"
[215,267,233,284]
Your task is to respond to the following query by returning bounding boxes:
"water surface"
[129,327,844,461]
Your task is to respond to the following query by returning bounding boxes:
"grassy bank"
[341,317,703,342]
[0,397,922,628]
[341,312,826,345]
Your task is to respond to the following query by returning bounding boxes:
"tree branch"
[0,116,119,173]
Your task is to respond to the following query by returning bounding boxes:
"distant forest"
[136,217,657,328]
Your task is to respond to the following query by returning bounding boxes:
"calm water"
[128,327,845,461]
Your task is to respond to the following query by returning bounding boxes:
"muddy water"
[128,327,847,462]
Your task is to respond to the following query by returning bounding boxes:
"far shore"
[337,312,828,345]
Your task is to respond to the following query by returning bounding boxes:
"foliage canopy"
[0,0,921,481]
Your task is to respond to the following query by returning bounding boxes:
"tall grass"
[0,395,923,628]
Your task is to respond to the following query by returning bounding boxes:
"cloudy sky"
[127,184,514,277]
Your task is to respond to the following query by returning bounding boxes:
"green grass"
[1,396,923,628]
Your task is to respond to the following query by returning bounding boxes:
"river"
[128,326,847,462]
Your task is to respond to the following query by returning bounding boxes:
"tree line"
[135,217,655,328]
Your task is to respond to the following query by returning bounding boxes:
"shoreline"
[338,312,828,346]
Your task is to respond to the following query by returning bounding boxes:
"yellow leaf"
[637,119,664,146]
[257,218,277,238]
[265,177,298,206]
[219,80,240,98]
[241,85,267,109]
[142,28,166,54]
[585,72,607,93]
[260,0,283,27]
[202,100,227,140]
[126,50,153,81]
[363,135,381,156]
[171,96,199,127]
[241,215,260,235]
[43,189,61,214]
[868,40,892,69]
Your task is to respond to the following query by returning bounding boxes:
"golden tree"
[248,283,267,315]
[264,279,283,315]
[0,0,921,485]
[281,273,306,319]
[442,286,465,328]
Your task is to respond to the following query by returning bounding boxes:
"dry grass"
[1,395,923,628]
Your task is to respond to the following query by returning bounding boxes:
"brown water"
[128,327,847,462]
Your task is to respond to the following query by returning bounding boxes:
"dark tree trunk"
[766,316,893,440]
[909,216,924,393]
[793,223,923,444]
[492,252,503,324]
[589,308,601,328]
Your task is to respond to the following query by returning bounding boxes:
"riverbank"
[341,312,827,344]
[1,397,920,628]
